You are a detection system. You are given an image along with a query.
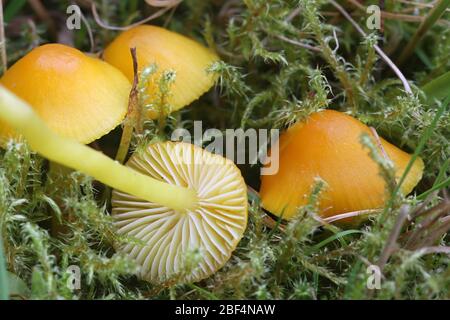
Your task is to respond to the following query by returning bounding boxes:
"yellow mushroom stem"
[0,86,198,212]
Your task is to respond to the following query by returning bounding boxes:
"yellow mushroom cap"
[103,25,219,118]
[0,44,131,144]
[260,110,424,222]
[111,142,248,283]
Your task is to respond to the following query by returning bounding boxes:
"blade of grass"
[4,0,27,23]
[313,272,319,298]
[129,0,139,13]
[397,0,450,66]
[267,210,286,239]
[387,92,450,209]
[306,230,365,254]
[415,48,433,70]
[416,158,450,200]
[0,237,9,300]
[433,158,449,187]
[7,272,29,299]
[343,260,364,299]
[417,177,450,200]
[187,284,219,300]
[422,71,450,104]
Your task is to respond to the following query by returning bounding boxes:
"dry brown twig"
[249,185,379,231]
[78,7,95,52]
[417,246,450,255]
[347,0,450,26]
[375,197,450,273]
[321,209,380,223]
[91,0,182,31]
[377,205,411,270]
[329,0,413,94]
[145,0,180,7]
[398,0,450,13]
[115,48,140,164]
[275,34,321,53]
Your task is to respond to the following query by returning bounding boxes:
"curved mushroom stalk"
[0,85,196,212]
[112,142,248,283]
[0,86,248,283]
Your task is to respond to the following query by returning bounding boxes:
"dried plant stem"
[0,0,7,74]
[28,0,56,39]
[79,8,95,52]
[347,0,450,26]
[397,0,450,66]
[145,0,181,7]
[330,0,412,94]
[322,209,380,223]
[418,177,450,200]
[260,207,380,230]
[286,7,301,22]
[417,246,450,255]
[404,201,450,249]
[399,0,450,13]
[408,190,439,221]
[419,221,450,247]
[398,0,436,9]
[91,1,181,31]
[115,48,140,164]
[0,86,198,212]
[275,35,321,52]
[377,205,410,270]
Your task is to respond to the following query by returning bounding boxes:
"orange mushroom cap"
[0,44,131,144]
[103,25,219,118]
[260,110,424,222]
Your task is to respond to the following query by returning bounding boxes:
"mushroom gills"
[112,142,248,283]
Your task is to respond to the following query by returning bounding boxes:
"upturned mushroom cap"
[260,110,424,221]
[111,141,248,283]
[0,44,131,144]
[103,25,219,118]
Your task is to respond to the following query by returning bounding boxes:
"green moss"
[0,0,449,299]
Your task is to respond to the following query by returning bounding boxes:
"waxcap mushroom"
[0,87,249,281]
[260,110,424,222]
[0,86,248,283]
[112,141,248,283]
[0,43,131,144]
[103,25,219,118]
